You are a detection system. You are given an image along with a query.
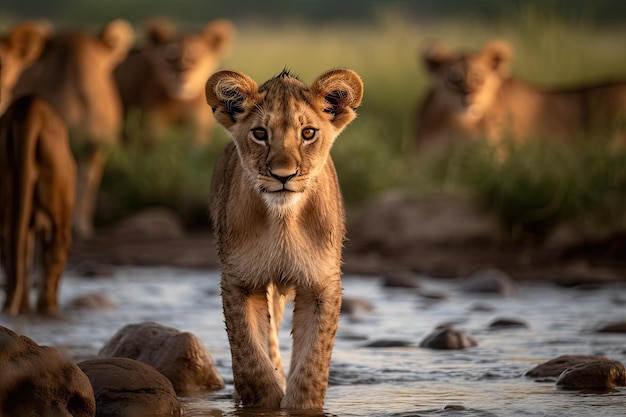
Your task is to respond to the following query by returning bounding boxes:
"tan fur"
[0,20,51,114]
[206,68,363,409]
[12,19,134,238]
[115,19,234,146]
[415,39,626,151]
[0,96,76,316]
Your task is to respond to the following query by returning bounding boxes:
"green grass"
[99,11,626,240]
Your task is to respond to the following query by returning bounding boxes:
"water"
[1,267,625,416]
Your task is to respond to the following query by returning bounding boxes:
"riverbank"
[69,192,625,284]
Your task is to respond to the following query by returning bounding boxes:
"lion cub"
[415,40,626,151]
[115,19,234,146]
[205,69,363,409]
[0,96,76,315]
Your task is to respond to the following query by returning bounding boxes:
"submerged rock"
[460,268,518,297]
[381,270,422,288]
[488,318,529,329]
[78,358,183,416]
[0,326,96,417]
[362,339,414,348]
[596,322,626,333]
[341,296,375,315]
[419,326,477,350]
[66,293,118,310]
[556,359,626,392]
[98,321,224,394]
[525,355,607,378]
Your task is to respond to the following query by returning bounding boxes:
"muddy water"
[1,267,625,416]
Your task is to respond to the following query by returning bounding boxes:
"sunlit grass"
[100,12,626,239]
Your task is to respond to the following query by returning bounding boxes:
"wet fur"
[206,68,363,409]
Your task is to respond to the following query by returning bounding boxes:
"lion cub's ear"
[205,70,259,128]
[7,20,52,65]
[99,19,135,65]
[311,69,363,130]
[143,18,176,46]
[481,40,513,78]
[202,19,235,57]
[421,41,451,74]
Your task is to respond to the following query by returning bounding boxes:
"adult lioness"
[13,19,134,238]
[0,20,50,114]
[415,40,626,151]
[0,96,76,316]
[206,68,363,409]
[115,19,234,146]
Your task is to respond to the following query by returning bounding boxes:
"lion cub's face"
[423,40,512,123]
[206,69,363,210]
[144,20,234,101]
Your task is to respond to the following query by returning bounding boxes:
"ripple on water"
[0,269,625,416]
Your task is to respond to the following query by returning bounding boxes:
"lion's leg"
[37,224,70,315]
[267,284,287,390]
[3,229,34,315]
[1,240,17,314]
[18,231,35,314]
[282,277,342,409]
[221,276,285,408]
[73,147,107,239]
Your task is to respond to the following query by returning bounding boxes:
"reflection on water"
[1,267,625,416]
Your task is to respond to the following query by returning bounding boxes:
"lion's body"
[206,69,363,409]
[12,20,133,238]
[0,96,75,316]
[115,19,234,146]
[415,40,626,151]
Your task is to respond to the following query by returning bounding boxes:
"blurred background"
[2,0,625,243]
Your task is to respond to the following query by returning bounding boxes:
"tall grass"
[100,10,626,239]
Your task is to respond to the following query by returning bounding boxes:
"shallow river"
[1,267,625,416]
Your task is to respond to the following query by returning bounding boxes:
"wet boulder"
[341,296,375,316]
[596,322,626,333]
[556,359,626,392]
[488,318,529,329]
[66,293,118,310]
[107,207,185,240]
[98,321,224,394]
[0,326,96,417]
[362,339,414,348]
[460,269,518,297]
[78,357,183,417]
[525,355,607,378]
[381,270,421,288]
[419,326,477,350]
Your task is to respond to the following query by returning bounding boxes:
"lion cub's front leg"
[221,277,286,408]
[282,278,342,409]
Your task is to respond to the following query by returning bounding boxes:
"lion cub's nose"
[269,170,297,184]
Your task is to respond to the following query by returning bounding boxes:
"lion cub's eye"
[448,70,463,84]
[301,128,317,141]
[251,128,268,142]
